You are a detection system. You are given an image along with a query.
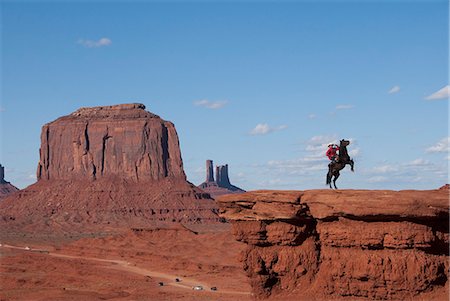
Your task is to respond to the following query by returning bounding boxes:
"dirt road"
[0,243,251,296]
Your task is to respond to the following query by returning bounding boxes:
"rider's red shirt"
[326,147,339,160]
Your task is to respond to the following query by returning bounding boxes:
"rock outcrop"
[0,104,220,234]
[37,103,184,181]
[198,160,245,198]
[0,164,19,200]
[216,164,232,187]
[218,189,449,300]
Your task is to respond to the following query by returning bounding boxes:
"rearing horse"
[326,139,355,189]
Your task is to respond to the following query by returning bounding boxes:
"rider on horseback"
[326,143,340,164]
[326,139,355,189]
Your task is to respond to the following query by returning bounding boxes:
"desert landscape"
[0,104,448,301]
[0,104,251,301]
[1,2,448,300]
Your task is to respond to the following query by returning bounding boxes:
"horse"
[326,139,354,189]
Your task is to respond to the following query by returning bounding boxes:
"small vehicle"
[192,285,203,291]
[175,278,181,283]
[211,287,217,291]
[158,282,164,287]
[25,246,31,250]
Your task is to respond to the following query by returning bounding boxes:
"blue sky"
[1,1,448,190]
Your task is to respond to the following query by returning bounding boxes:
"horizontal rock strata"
[37,103,184,181]
[218,189,449,300]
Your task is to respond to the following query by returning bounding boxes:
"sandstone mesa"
[0,104,220,233]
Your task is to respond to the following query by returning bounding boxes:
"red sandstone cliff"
[0,104,220,233]
[37,103,184,181]
[218,189,449,300]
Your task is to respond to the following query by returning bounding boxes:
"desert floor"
[0,223,254,301]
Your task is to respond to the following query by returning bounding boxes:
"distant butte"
[0,103,221,234]
[198,160,245,198]
[0,164,19,200]
[37,103,184,181]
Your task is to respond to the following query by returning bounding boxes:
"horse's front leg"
[350,159,354,172]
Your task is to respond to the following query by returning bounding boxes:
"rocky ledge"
[217,188,449,300]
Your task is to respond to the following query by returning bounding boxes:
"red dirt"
[0,224,253,301]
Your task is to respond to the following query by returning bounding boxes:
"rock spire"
[0,164,5,183]
[198,160,245,198]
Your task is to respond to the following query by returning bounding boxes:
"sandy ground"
[0,224,253,301]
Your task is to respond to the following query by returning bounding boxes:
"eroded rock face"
[0,104,220,233]
[37,103,184,181]
[218,189,449,300]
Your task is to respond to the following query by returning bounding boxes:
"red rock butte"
[0,104,220,234]
[37,103,184,182]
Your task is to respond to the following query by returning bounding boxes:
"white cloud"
[425,85,450,100]
[306,135,337,156]
[388,85,400,94]
[336,104,354,110]
[194,99,228,109]
[250,123,287,135]
[307,135,338,147]
[362,157,446,187]
[265,158,327,176]
[308,114,317,119]
[406,158,430,167]
[371,165,398,174]
[348,148,360,157]
[78,37,112,48]
[426,137,450,153]
[367,176,388,183]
